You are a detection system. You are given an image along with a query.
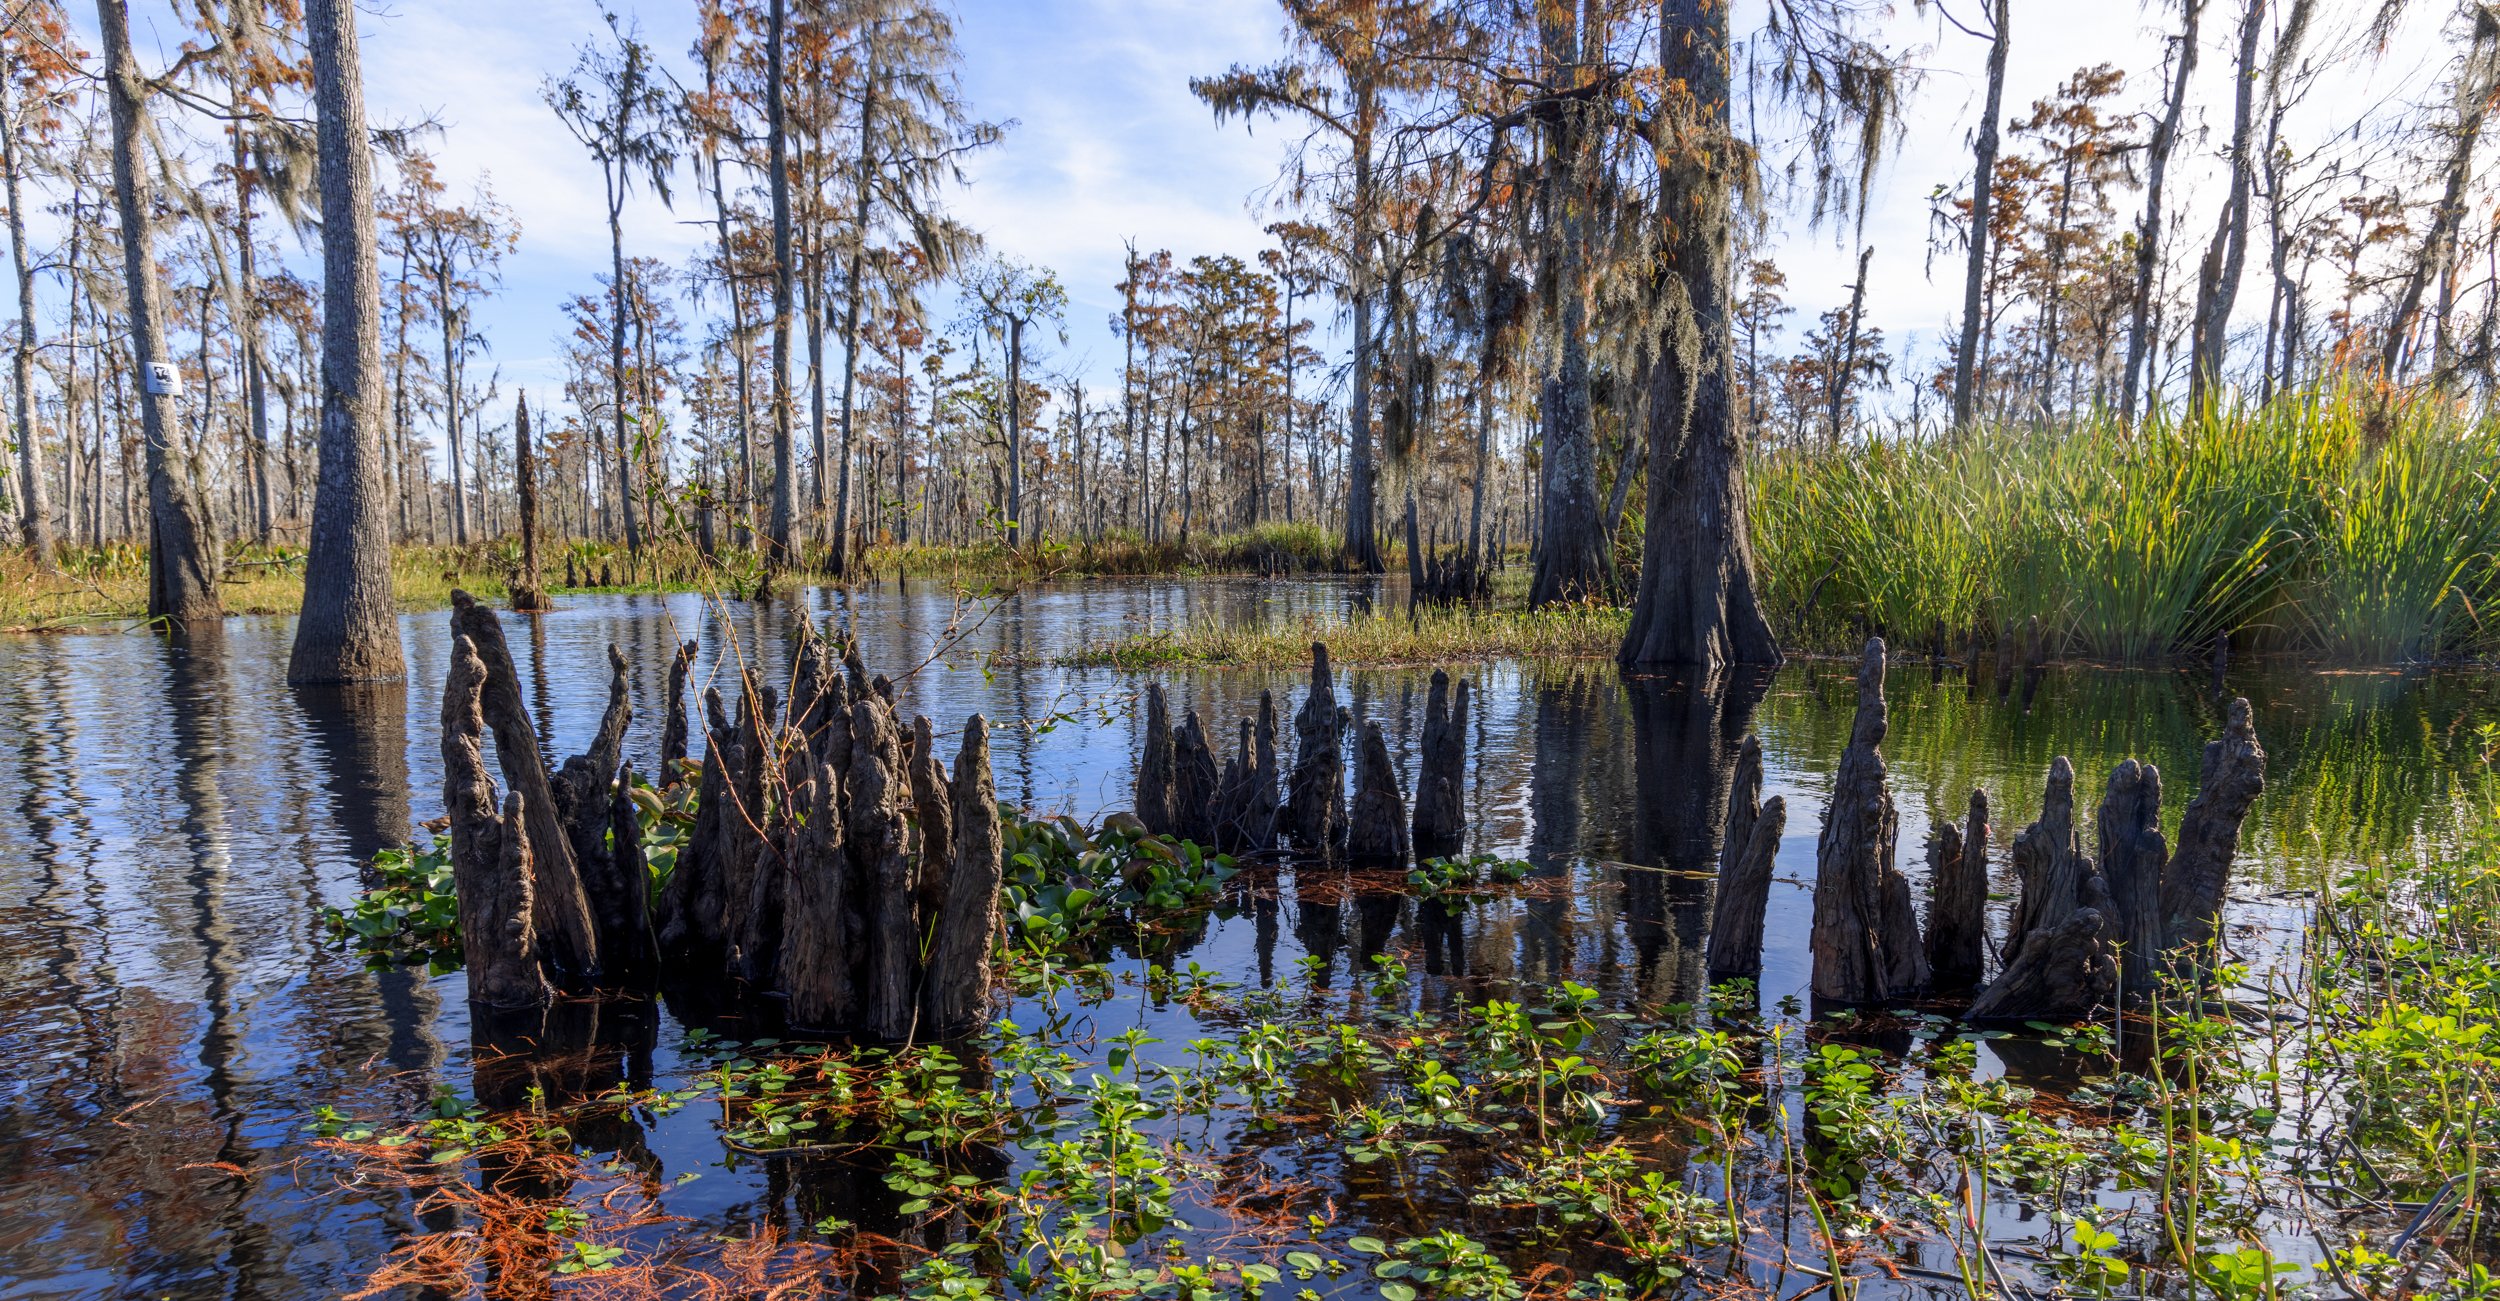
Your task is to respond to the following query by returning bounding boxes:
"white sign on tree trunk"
[143,361,182,397]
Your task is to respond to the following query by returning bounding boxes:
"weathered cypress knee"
[922,716,1002,1039]
[1245,690,1280,848]
[2003,757,2091,967]
[779,761,855,1033]
[1809,638,1928,1003]
[1923,789,1993,991]
[657,688,735,964]
[2096,759,2169,998]
[1965,906,2115,1022]
[1705,794,1786,984]
[909,715,956,931]
[2162,697,2266,966]
[1287,643,1345,853]
[1173,710,1220,845]
[595,764,658,986]
[1411,669,1468,858]
[442,636,550,1011]
[448,591,600,985]
[1137,683,1175,835]
[850,698,918,1041]
[1346,720,1410,865]
[719,688,776,982]
[1215,722,1251,850]
[1968,759,2119,1022]
[558,646,645,983]
[661,640,697,781]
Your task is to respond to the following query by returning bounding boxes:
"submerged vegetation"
[312,755,2500,1299]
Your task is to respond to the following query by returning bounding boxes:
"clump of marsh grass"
[1752,385,2500,663]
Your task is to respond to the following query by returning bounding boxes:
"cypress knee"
[850,698,918,1041]
[1808,638,1928,1003]
[660,640,697,781]
[1346,720,1410,865]
[1288,642,1345,853]
[1172,710,1220,846]
[1924,789,1992,990]
[922,716,1002,1039]
[1137,683,1175,835]
[779,762,855,1033]
[441,637,549,1010]
[909,714,955,930]
[448,591,600,985]
[2096,760,2169,998]
[1411,669,1468,858]
[1705,794,1785,984]
[2162,697,2266,965]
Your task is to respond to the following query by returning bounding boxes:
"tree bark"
[100,0,222,625]
[1619,0,1778,670]
[764,0,797,567]
[512,393,549,610]
[2096,758,2168,997]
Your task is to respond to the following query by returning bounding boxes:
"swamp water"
[0,576,2491,1300]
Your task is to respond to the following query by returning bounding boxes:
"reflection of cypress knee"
[922,716,1002,1039]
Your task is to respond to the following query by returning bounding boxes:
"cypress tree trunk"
[3,68,56,569]
[100,0,223,626]
[290,0,401,681]
[1949,0,2009,431]
[2188,0,2266,409]
[2121,0,2204,425]
[764,0,797,568]
[1619,0,1778,670]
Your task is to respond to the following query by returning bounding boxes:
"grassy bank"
[1059,599,1628,668]
[0,539,739,631]
[1751,387,2500,661]
[0,521,1345,631]
[854,520,1342,579]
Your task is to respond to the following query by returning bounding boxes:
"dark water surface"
[0,576,2492,1299]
